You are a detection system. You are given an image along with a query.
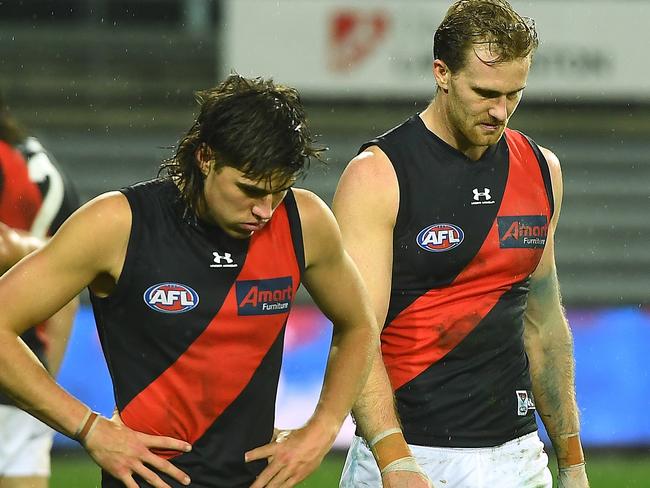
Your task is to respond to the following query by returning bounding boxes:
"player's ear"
[195,144,213,176]
[433,59,450,92]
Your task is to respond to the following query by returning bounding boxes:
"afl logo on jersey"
[416,223,464,252]
[144,283,199,314]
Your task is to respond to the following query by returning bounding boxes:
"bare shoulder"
[333,146,399,227]
[0,191,134,322]
[539,146,562,181]
[291,188,342,269]
[57,191,131,239]
[336,146,398,198]
[47,191,132,275]
[539,146,561,178]
[291,188,338,237]
[539,146,563,209]
[341,146,396,183]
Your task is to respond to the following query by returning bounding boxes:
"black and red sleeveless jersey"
[361,115,554,448]
[0,140,42,230]
[0,138,78,406]
[90,179,305,487]
[0,137,79,237]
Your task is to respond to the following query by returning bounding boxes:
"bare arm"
[333,149,432,486]
[247,189,378,488]
[524,148,589,487]
[0,193,192,488]
[43,295,78,377]
[299,189,378,439]
[0,221,77,377]
[0,222,43,274]
[333,150,400,437]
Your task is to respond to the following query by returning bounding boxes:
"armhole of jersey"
[522,134,555,219]
[358,139,379,156]
[283,189,305,277]
[92,188,139,305]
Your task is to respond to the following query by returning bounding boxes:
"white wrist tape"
[559,462,586,473]
[369,428,403,448]
[380,456,425,475]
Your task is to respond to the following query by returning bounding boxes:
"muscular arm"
[247,189,378,487]
[332,150,400,438]
[0,222,78,377]
[333,149,431,485]
[0,195,126,425]
[524,148,588,486]
[300,188,378,440]
[43,295,79,377]
[0,222,42,274]
[0,193,191,488]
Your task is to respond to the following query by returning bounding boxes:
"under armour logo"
[210,252,238,268]
[471,187,495,205]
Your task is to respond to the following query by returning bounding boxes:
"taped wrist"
[369,429,412,471]
[380,456,424,476]
[556,433,585,469]
[74,410,100,445]
[559,462,586,473]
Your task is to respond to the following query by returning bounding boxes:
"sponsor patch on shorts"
[236,277,293,315]
[498,216,548,248]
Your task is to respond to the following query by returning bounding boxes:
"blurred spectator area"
[0,0,648,306]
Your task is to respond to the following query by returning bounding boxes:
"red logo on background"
[329,10,389,72]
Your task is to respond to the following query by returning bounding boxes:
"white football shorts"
[0,405,54,477]
[340,431,552,488]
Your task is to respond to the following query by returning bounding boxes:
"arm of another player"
[0,193,192,488]
[246,189,378,488]
[524,147,589,488]
[333,149,433,487]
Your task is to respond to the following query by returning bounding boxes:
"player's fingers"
[117,474,141,488]
[249,459,285,488]
[143,452,191,486]
[265,470,297,488]
[132,463,172,488]
[245,442,278,462]
[138,432,192,453]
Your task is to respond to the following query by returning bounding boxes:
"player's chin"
[224,225,254,239]
[472,129,504,146]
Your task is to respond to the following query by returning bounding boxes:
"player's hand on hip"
[83,415,193,488]
[558,464,589,488]
[245,424,336,488]
[382,471,435,487]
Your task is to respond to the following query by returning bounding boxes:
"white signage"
[222,0,650,101]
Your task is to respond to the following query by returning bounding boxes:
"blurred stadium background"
[1,0,649,486]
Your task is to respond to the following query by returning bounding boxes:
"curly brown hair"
[160,74,324,214]
[434,0,539,72]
